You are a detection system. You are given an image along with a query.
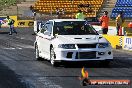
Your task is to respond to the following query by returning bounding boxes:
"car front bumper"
[54,48,113,61]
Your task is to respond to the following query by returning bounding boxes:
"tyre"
[35,44,42,60]
[50,47,59,67]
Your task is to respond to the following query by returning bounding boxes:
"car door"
[36,25,46,55]
[40,21,53,59]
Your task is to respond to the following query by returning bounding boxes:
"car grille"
[76,52,96,59]
[77,44,97,48]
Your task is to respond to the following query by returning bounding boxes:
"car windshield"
[53,21,98,35]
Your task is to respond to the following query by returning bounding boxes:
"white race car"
[35,19,113,66]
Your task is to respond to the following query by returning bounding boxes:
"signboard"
[93,25,117,35]
[0,16,17,27]
[0,17,8,27]
[17,20,34,27]
[123,36,132,51]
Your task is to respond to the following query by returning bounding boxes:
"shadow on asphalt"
[40,60,106,68]
[62,62,111,68]
[40,59,132,68]
[0,32,9,34]
[0,62,31,88]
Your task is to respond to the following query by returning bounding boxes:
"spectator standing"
[56,8,60,18]
[75,10,85,20]
[78,3,84,8]
[116,12,124,35]
[100,11,109,34]
[0,20,2,29]
[0,20,2,32]
[61,8,65,15]
[6,16,17,35]
[60,8,65,18]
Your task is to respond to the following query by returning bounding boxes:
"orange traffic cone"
[128,22,132,28]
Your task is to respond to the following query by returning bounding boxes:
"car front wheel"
[35,44,41,60]
[50,47,59,67]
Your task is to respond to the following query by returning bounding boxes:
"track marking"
[4,48,16,50]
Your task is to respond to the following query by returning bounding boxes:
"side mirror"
[38,23,42,31]
[44,31,51,36]
[98,30,103,34]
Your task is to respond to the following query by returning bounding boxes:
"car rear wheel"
[50,47,59,67]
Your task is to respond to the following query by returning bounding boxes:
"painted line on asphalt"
[2,45,34,50]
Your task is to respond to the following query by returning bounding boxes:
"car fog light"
[98,52,105,55]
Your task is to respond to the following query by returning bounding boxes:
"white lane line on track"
[2,46,33,50]
[2,44,34,50]
[16,37,25,40]
[18,48,22,49]
[3,47,22,50]
[19,45,34,49]
[4,48,16,50]
[12,42,34,49]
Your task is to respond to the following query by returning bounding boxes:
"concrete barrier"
[93,25,119,36]
[17,20,34,27]
[103,35,132,51]
[102,35,123,49]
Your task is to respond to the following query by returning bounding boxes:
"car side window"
[41,21,53,34]
[40,27,45,33]
[46,21,53,33]
[41,24,48,34]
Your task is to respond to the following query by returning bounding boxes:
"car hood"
[54,35,107,44]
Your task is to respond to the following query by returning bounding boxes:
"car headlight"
[58,44,76,49]
[98,43,110,48]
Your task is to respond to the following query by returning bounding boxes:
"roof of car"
[49,19,85,22]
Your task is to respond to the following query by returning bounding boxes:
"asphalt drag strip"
[0,61,29,88]
[0,27,132,88]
